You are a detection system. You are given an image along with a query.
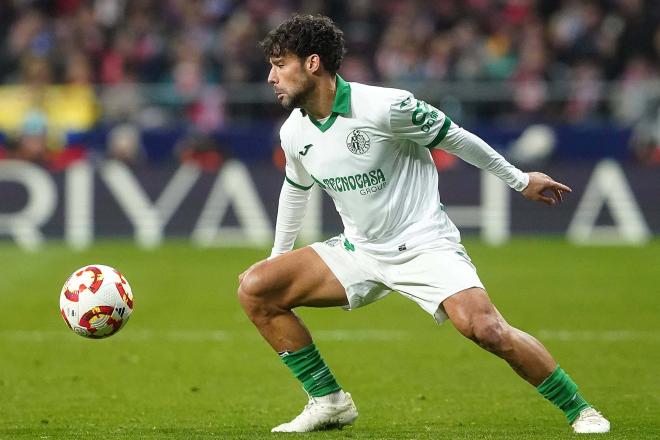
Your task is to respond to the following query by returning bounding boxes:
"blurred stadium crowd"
[0,0,658,167]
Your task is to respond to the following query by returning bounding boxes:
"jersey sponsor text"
[320,168,386,195]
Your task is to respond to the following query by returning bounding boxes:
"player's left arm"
[437,125,573,205]
[389,93,570,205]
[521,172,572,206]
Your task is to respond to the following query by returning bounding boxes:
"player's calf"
[444,288,556,385]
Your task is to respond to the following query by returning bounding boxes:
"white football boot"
[271,390,358,432]
[571,407,610,434]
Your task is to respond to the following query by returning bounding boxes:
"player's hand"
[521,172,572,206]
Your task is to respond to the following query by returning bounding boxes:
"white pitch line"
[129,330,233,342]
[536,329,660,342]
[314,329,408,341]
[1,329,658,343]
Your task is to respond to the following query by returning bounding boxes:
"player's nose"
[267,67,277,85]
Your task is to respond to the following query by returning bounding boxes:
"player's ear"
[305,54,321,74]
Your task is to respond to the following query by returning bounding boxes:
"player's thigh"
[240,246,348,308]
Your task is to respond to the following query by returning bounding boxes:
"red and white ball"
[60,264,134,338]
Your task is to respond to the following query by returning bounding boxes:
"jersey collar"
[301,74,351,133]
[332,74,351,114]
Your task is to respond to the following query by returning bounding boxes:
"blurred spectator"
[511,22,551,117]
[0,107,87,170]
[422,34,453,80]
[613,56,658,123]
[107,123,143,164]
[340,54,375,83]
[176,132,225,172]
[564,60,605,121]
[0,42,98,153]
[628,102,660,166]
[99,67,144,123]
[14,109,49,162]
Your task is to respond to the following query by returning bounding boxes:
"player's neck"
[302,74,337,120]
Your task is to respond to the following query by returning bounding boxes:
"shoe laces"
[303,399,316,412]
[281,398,321,427]
[578,408,604,423]
[294,398,322,419]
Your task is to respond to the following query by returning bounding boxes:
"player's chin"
[281,97,295,110]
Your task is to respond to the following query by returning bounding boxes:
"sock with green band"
[279,343,341,398]
[537,365,591,423]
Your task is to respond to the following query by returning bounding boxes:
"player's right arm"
[239,127,313,282]
[238,178,312,283]
[270,125,315,258]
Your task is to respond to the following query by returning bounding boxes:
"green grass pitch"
[0,239,658,439]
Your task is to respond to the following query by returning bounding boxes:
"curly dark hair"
[259,14,345,75]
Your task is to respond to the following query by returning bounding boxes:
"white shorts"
[310,235,485,323]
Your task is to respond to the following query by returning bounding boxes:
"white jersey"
[278,75,527,255]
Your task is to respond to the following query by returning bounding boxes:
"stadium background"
[0,1,659,439]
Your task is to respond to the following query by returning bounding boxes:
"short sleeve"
[389,92,453,149]
[280,127,314,190]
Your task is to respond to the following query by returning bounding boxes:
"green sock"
[537,365,591,423]
[279,343,341,397]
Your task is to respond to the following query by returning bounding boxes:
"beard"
[281,75,315,110]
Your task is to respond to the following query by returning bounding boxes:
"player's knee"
[238,266,269,312]
[237,264,285,318]
[471,317,512,354]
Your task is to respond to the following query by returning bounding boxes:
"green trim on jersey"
[306,75,351,133]
[332,75,351,114]
[343,238,355,252]
[425,116,452,149]
[285,175,313,190]
[308,113,339,132]
[310,174,327,189]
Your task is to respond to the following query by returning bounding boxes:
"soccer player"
[238,14,610,434]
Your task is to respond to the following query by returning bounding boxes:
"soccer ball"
[59,264,134,338]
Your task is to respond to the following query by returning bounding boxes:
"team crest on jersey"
[346,129,371,155]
